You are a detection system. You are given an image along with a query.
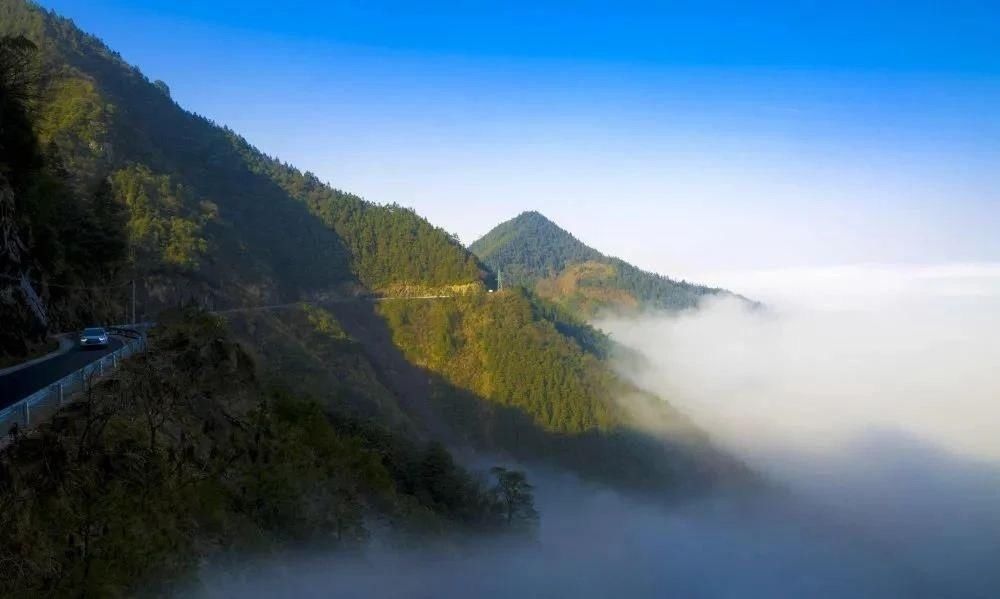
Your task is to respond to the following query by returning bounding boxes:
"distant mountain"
[471,211,742,317]
[0,4,752,592]
[0,0,745,494]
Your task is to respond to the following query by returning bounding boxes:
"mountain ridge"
[0,0,746,493]
[0,3,753,592]
[471,210,744,317]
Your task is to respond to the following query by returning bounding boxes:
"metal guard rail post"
[0,326,150,436]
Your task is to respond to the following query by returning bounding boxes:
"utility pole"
[496,242,505,292]
[131,279,136,323]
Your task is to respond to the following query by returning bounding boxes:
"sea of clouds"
[190,263,1000,598]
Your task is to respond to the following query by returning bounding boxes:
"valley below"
[1,1,997,597]
[188,268,1000,599]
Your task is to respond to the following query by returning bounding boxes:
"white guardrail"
[0,326,150,436]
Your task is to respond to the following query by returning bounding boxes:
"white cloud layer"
[188,263,1000,598]
[692,262,1000,311]
[603,263,1000,460]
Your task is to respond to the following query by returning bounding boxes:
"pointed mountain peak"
[510,210,555,225]
[471,210,746,315]
[499,211,570,236]
[470,211,601,279]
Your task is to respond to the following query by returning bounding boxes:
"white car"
[79,327,110,349]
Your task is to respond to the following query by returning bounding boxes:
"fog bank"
[191,469,929,598]
[602,263,1000,460]
[598,263,1000,596]
[191,264,1000,598]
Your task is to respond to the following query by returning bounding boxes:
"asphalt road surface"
[0,295,452,411]
[0,337,124,410]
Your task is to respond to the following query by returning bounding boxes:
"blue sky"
[41,0,1000,278]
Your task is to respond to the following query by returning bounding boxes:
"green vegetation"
[471,211,604,286]
[236,150,486,290]
[0,0,486,354]
[471,211,734,316]
[36,75,110,186]
[0,32,129,357]
[377,289,747,492]
[0,311,535,596]
[379,289,619,433]
[111,164,212,272]
[490,467,539,530]
[535,261,641,316]
[223,304,414,430]
[0,6,751,594]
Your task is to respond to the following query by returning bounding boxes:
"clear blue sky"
[40,0,1000,278]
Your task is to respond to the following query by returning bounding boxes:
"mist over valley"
[1,1,997,597]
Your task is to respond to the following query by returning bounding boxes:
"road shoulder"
[0,334,75,377]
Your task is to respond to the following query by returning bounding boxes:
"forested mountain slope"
[0,310,536,596]
[0,0,748,516]
[0,0,485,359]
[471,211,740,317]
[374,288,748,492]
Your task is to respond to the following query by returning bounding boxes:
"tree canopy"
[0,310,537,596]
[471,211,735,316]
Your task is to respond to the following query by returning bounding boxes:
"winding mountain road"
[0,338,124,410]
[0,294,460,409]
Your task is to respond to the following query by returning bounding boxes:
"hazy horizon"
[5,3,997,597]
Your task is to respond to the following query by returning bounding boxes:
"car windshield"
[83,328,105,335]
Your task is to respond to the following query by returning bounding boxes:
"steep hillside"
[471,211,735,317]
[374,288,749,493]
[471,211,602,283]
[0,0,485,357]
[0,32,129,357]
[0,310,535,596]
[0,0,748,501]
